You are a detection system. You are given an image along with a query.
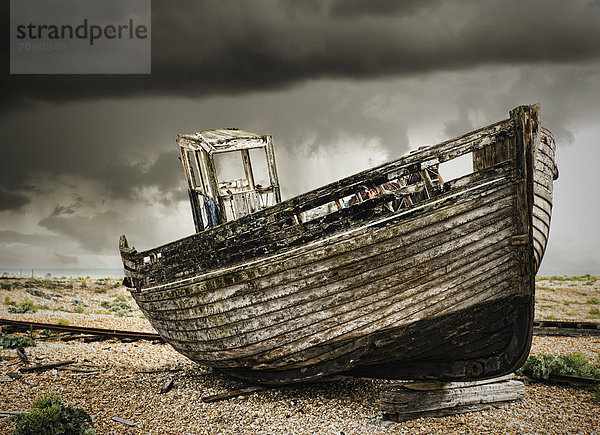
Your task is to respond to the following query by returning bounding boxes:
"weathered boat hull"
[532,130,557,273]
[120,105,557,384]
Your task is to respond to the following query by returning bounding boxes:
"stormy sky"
[1,0,599,275]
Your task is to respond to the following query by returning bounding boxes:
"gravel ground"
[535,275,600,321]
[1,278,599,434]
[0,278,150,333]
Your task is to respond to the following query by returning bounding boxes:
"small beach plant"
[10,394,95,435]
[0,333,35,349]
[8,300,38,314]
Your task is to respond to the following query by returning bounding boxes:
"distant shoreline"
[0,268,124,279]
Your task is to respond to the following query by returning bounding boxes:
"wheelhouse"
[177,128,281,232]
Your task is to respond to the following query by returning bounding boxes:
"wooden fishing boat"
[120,104,558,385]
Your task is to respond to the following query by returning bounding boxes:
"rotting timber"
[119,104,558,385]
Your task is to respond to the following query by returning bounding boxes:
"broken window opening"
[438,153,473,184]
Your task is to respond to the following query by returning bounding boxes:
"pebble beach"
[0,276,599,434]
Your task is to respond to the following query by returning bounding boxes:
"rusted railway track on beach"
[533,320,600,337]
[0,318,163,342]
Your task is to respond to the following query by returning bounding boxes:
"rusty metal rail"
[0,318,163,342]
[533,320,600,337]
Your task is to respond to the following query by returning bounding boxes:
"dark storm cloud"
[0,230,58,245]
[48,203,81,217]
[0,101,187,203]
[0,78,409,209]
[3,0,600,111]
[0,230,83,267]
[329,0,444,17]
[39,210,123,252]
[133,152,187,202]
[52,251,79,266]
[0,189,30,211]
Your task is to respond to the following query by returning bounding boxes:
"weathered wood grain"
[139,189,516,314]
[138,211,517,353]
[531,128,556,272]
[380,378,524,422]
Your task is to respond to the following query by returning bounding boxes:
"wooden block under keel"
[380,375,524,422]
